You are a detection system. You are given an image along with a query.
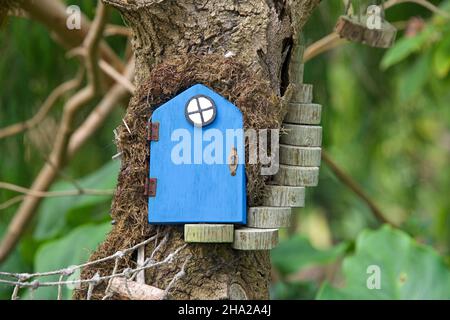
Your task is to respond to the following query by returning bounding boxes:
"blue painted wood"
[148,84,246,224]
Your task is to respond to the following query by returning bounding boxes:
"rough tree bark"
[98,0,320,300]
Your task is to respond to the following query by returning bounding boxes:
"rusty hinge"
[148,122,160,141]
[145,177,157,197]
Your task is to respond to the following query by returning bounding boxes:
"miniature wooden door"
[148,84,246,224]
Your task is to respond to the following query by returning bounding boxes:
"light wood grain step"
[280,145,321,167]
[291,83,313,103]
[247,207,292,228]
[263,185,305,207]
[184,224,234,243]
[284,102,321,125]
[232,228,279,250]
[280,124,322,147]
[274,164,319,187]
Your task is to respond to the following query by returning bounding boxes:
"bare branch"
[109,278,165,300]
[68,61,134,157]
[385,0,450,19]
[0,86,94,262]
[99,59,135,94]
[20,0,124,73]
[0,181,113,198]
[0,60,133,262]
[83,1,110,94]
[0,72,83,140]
[105,24,132,37]
[0,0,124,262]
[322,150,397,226]
[304,33,346,62]
[0,196,24,211]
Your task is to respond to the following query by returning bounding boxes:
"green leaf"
[433,33,450,78]
[398,51,432,102]
[29,223,111,300]
[33,161,119,240]
[381,28,433,70]
[317,225,450,300]
[271,281,318,300]
[271,235,349,276]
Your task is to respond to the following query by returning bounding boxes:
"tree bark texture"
[79,0,320,300]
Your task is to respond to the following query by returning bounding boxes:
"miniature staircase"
[185,45,323,250]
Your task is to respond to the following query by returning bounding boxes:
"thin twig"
[99,59,135,94]
[83,1,110,94]
[122,119,131,134]
[20,0,125,73]
[68,61,134,157]
[0,72,83,140]
[384,0,450,19]
[105,24,132,37]
[0,182,114,198]
[0,196,24,211]
[163,255,190,298]
[322,150,396,226]
[304,32,346,62]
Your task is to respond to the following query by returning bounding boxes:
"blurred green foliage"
[0,0,449,300]
[317,226,450,299]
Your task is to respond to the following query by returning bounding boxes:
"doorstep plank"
[274,165,320,187]
[232,228,279,250]
[263,185,305,207]
[184,224,234,243]
[280,124,322,147]
[280,145,321,167]
[247,207,292,228]
[284,102,322,125]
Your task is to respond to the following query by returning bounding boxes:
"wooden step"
[284,102,321,125]
[232,228,279,250]
[274,164,319,187]
[280,145,321,167]
[263,185,305,207]
[280,124,322,147]
[291,83,313,103]
[247,207,292,228]
[184,224,234,243]
[289,62,304,84]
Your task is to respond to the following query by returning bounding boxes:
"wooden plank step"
[263,185,305,207]
[291,83,313,103]
[184,224,234,243]
[274,164,319,187]
[232,228,279,250]
[280,124,322,147]
[284,103,321,125]
[280,145,321,167]
[289,62,304,84]
[247,207,292,228]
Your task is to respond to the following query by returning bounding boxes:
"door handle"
[228,147,238,176]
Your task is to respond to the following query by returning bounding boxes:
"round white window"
[185,95,217,127]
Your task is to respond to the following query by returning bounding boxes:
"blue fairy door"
[148,84,246,224]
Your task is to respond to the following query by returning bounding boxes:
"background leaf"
[272,235,349,276]
[381,27,433,70]
[33,161,119,241]
[27,223,111,300]
[317,226,450,299]
[433,33,450,78]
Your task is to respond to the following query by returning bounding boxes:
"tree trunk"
[77,0,320,300]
